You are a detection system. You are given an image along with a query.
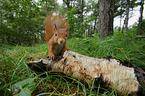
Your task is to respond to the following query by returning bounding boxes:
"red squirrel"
[45,13,69,60]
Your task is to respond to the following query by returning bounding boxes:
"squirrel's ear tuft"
[65,26,69,32]
[54,24,57,31]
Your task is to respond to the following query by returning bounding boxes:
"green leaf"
[15,88,31,96]
[94,33,101,37]
[12,78,36,95]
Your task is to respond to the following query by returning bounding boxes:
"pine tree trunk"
[98,0,114,38]
[46,0,47,15]
[80,0,84,23]
[63,0,71,11]
[63,0,72,36]
[79,0,84,37]
[118,1,123,33]
[124,0,130,32]
[137,0,144,35]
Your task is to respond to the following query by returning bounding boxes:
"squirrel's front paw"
[64,48,70,51]
[66,48,70,51]
[47,53,55,60]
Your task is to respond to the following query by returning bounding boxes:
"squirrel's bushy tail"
[45,12,68,43]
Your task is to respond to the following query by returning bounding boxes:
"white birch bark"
[28,51,142,95]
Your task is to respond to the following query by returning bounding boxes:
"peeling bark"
[27,51,145,95]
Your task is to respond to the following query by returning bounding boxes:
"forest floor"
[0,36,145,95]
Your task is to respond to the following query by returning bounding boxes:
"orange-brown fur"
[45,13,69,60]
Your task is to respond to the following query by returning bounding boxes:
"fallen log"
[27,51,145,95]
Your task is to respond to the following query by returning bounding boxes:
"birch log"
[28,51,145,95]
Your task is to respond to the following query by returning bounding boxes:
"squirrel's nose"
[58,39,65,44]
[60,40,63,44]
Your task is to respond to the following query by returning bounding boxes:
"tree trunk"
[137,0,144,35]
[80,0,84,23]
[118,1,123,33]
[63,0,72,36]
[27,51,145,96]
[98,0,114,38]
[79,0,84,37]
[94,19,97,33]
[63,0,71,11]
[46,0,47,15]
[124,0,130,32]
[1,3,4,43]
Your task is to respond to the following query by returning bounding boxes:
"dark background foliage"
[0,0,144,45]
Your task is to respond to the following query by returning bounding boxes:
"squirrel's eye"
[66,34,67,37]
[55,34,57,36]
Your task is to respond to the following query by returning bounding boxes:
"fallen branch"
[27,51,145,95]
[134,35,145,39]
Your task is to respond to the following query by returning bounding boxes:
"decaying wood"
[28,51,145,95]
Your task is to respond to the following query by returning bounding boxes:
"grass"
[0,35,145,95]
[67,36,145,67]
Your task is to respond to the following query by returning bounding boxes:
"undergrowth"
[0,35,145,95]
[67,36,145,67]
